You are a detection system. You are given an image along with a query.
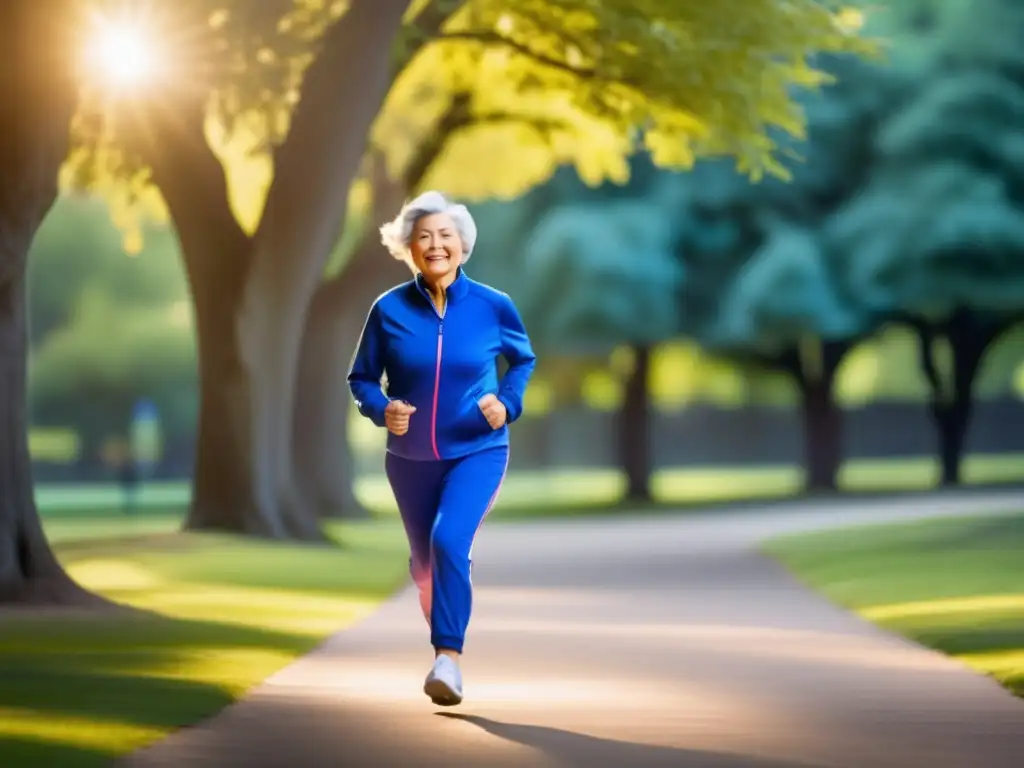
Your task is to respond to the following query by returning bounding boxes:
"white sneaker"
[423,655,463,706]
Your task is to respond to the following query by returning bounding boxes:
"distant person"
[348,191,536,707]
[119,455,139,515]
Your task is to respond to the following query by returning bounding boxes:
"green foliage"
[31,291,197,451]
[71,0,325,169]
[516,188,685,355]
[827,162,1024,320]
[28,195,188,344]
[70,0,876,241]
[676,46,892,356]
[27,195,195,454]
[710,221,862,354]
[380,0,876,199]
[877,71,1024,187]
[469,1,1024,412]
[829,1,1024,326]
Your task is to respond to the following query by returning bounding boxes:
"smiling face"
[410,212,463,286]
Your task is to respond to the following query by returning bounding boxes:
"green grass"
[764,512,1024,699]
[32,453,1024,522]
[0,519,409,767]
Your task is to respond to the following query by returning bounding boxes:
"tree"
[0,1,101,604]
[821,0,1024,484]
[28,196,195,464]
[75,0,418,540]
[706,221,866,490]
[825,162,1024,485]
[31,293,197,466]
[78,0,874,538]
[672,51,895,491]
[27,195,186,348]
[515,172,687,501]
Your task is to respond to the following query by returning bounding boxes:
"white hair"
[379,190,478,264]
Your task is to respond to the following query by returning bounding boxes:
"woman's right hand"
[385,400,417,435]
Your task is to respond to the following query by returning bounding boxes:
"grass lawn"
[0,517,410,767]
[764,511,1024,699]
[34,453,1024,521]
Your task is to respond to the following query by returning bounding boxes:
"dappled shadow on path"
[437,713,799,767]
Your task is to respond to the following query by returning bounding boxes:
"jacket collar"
[415,265,469,303]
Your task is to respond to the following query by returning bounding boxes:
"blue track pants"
[384,445,509,654]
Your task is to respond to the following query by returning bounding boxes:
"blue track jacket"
[347,268,537,461]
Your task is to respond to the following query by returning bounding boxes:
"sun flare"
[84,18,160,90]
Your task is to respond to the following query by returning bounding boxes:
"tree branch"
[255,0,408,262]
[320,84,572,295]
[395,0,468,72]
[909,318,946,405]
[438,30,598,79]
[401,96,569,193]
[141,101,251,301]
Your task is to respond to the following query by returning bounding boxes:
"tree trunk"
[763,340,848,494]
[186,276,263,533]
[292,153,411,519]
[798,340,848,493]
[0,265,100,604]
[913,310,1013,488]
[0,0,107,605]
[236,0,408,537]
[140,101,295,537]
[293,280,366,519]
[799,375,842,492]
[289,88,488,518]
[617,344,653,502]
[932,399,971,487]
[121,1,463,539]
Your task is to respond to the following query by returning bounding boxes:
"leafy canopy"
[66,0,876,248]
[517,192,685,355]
[378,0,877,199]
[826,163,1024,320]
[711,221,862,354]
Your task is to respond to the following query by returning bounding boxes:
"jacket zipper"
[418,277,446,461]
[431,317,443,460]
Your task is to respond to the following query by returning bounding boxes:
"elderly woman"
[347,191,537,706]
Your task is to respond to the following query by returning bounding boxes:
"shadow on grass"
[910,513,1024,551]
[883,617,1024,700]
[902,622,1024,659]
[0,611,330,767]
[0,736,116,768]
[0,662,234,729]
[437,714,793,766]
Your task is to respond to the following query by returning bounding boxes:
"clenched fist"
[477,393,507,430]
[385,400,416,435]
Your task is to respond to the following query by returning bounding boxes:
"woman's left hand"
[477,394,507,430]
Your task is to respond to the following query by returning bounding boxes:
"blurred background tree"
[28,196,195,475]
[514,178,687,501]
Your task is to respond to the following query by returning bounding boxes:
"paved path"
[124,491,1024,767]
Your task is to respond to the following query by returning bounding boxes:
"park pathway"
[123,491,1024,767]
